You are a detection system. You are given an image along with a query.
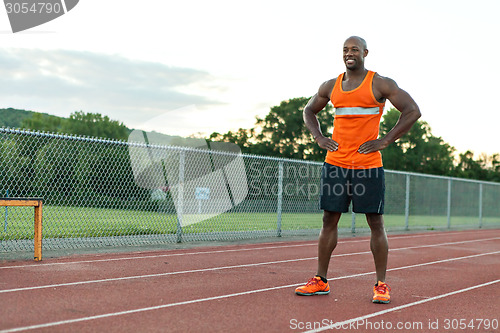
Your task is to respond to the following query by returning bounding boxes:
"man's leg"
[295,210,341,296]
[365,213,388,282]
[316,210,342,279]
[295,163,348,296]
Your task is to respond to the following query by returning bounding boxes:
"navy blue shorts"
[319,163,385,214]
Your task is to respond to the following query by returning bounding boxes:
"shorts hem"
[352,209,384,215]
[320,207,349,213]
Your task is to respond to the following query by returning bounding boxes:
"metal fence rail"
[1,127,499,252]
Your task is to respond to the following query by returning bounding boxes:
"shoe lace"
[375,283,391,294]
[306,277,320,286]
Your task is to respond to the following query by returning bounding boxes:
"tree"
[209,97,334,160]
[18,110,131,141]
[379,108,455,175]
[21,112,63,132]
[60,111,130,140]
[0,138,31,197]
[208,99,499,181]
[255,97,334,160]
[452,151,500,181]
[210,128,256,154]
[488,153,500,182]
[0,108,36,128]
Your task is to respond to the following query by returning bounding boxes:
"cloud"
[0,49,223,128]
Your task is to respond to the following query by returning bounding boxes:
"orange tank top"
[325,70,385,169]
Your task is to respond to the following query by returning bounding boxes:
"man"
[295,36,421,303]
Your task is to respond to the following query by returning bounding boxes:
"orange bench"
[1,198,43,261]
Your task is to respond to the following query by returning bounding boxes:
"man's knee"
[323,210,341,228]
[366,213,384,230]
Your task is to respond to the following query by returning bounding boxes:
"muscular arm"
[358,76,421,154]
[303,80,338,151]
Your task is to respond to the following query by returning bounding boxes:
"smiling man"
[296,36,421,303]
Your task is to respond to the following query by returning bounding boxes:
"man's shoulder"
[318,77,338,98]
[372,72,397,87]
[324,77,337,88]
[371,72,400,99]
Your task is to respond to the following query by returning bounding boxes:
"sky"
[0,0,499,155]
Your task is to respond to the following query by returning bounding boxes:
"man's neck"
[345,67,368,79]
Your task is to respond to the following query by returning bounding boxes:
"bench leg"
[34,202,43,261]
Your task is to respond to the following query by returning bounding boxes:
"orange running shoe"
[295,276,330,296]
[372,281,391,303]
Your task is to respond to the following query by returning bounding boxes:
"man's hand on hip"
[316,136,339,152]
[358,139,389,154]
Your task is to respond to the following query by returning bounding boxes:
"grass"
[1,205,499,241]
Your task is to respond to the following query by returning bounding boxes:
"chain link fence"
[1,127,500,253]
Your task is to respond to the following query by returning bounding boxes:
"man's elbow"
[303,106,315,120]
[410,105,421,121]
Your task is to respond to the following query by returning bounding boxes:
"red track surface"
[1,229,499,332]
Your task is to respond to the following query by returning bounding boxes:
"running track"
[1,229,499,332]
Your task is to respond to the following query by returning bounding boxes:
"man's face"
[343,39,367,70]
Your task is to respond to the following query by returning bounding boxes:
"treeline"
[208,98,500,182]
[0,108,34,128]
[1,108,130,141]
[0,109,144,208]
[0,127,157,210]
[2,100,499,183]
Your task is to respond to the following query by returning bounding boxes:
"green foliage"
[379,108,455,175]
[21,112,63,132]
[60,111,129,140]
[0,108,35,128]
[208,128,262,155]
[208,97,334,161]
[1,108,64,132]
[453,151,500,182]
[0,139,30,197]
[208,99,499,182]
[2,100,498,183]
[255,97,334,160]
[2,108,130,141]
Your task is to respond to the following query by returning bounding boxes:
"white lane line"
[302,279,500,333]
[324,251,500,282]
[1,238,498,294]
[388,237,500,252]
[1,252,499,333]
[0,256,317,294]
[0,243,318,269]
[0,238,500,294]
[1,230,493,269]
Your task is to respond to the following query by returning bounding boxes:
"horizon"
[1,0,499,156]
[2,107,497,160]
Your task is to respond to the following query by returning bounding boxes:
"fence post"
[405,174,410,231]
[3,189,8,232]
[447,178,452,229]
[277,161,283,237]
[176,151,185,243]
[351,212,356,233]
[479,183,483,228]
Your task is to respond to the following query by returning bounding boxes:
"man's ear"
[364,49,369,57]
